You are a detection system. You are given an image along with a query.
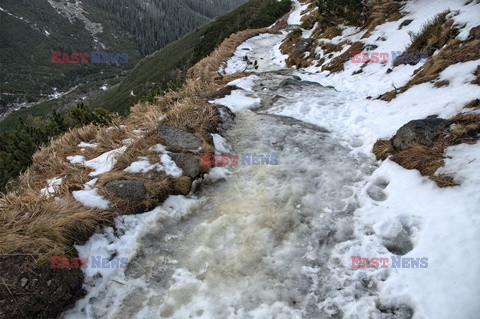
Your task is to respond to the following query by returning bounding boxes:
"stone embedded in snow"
[291,38,314,55]
[217,106,235,133]
[279,77,319,88]
[158,123,202,152]
[104,180,146,201]
[168,153,200,179]
[392,118,452,151]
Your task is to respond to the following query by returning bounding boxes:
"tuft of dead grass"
[472,65,480,85]
[465,98,480,109]
[379,90,397,102]
[365,0,404,33]
[372,139,394,161]
[280,28,303,55]
[0,190,115,256]
[318,41,347,54]
[301,10,320,30]
[434,80,450,88]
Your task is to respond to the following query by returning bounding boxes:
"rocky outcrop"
[291,38,314,55]
[169,153,201,179]
[392,117,452,150]
[158,123,202,151]
[105,180,147,201]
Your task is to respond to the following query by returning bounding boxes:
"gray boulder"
[169,153,200,179]
[392,118,452,150]
[291,38,314,55]
[158,123,202,151]
[105,180,146,201]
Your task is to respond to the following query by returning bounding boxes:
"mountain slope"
[0,0,247,115]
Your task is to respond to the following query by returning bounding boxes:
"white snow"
[124,158,163,174]
[85,146,127,176]
[210,90,261,112]
[78,142,97,148]
[72,188,110,209]
[211,133,230,154]
[149,144,168,153]
[160,154,183,177]
[41,177,63,198]
[227,75,260,92]
[84,178,98,190]
[222,33,287,74]
[203,167,229,183]
[67,155,85,164]
[287,0,309,25]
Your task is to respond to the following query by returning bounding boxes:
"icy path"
[65,103,383,319]
[63,33,396,319]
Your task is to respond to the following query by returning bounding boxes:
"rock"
[291,38,314,55]
[279,78,319,88]
[217,105,235,133]
[20,278,28,287]
[105,180,147,201]
[392,118,452,150]
[169,153,201,179]
[158,123,202,151]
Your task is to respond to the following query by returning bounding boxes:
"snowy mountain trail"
[63,37,390,319]
[63,1,480,318]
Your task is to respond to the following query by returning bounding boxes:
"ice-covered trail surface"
[65,36,416,319]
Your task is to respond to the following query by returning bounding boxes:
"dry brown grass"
[322,41,364,73]
[373,138,457,187]
[372,110,480,187]
[280,28,303,55]
[472,65,480,85]
[379,90,397,102]
[317,26,343,39]
[286,43,317,68]
[465,98,480,109]
[434,80,450,88]
[365,0,404,33]
[0,189,115,256]
[301,10,320,30]
[372,139,394,161]
[318,41,347,54]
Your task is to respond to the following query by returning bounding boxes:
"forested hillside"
[0,0,246,116]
